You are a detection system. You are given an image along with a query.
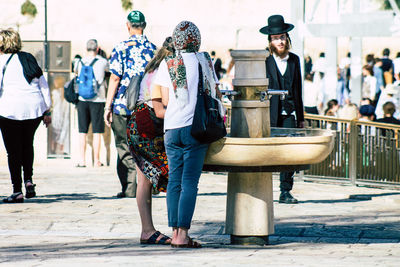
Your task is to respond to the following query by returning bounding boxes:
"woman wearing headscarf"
[126,37,174,245]
[153,21,221,248]
[0,29,51,203]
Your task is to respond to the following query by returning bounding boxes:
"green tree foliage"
[21,0,37,17]
[382,0,400,10]
[121,0,133,11]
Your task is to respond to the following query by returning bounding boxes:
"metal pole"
[349,120,357,185]
[44,0,48,72]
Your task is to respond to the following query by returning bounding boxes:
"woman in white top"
[362,65,377,101]
[303,73,323,114]
[0,29,51,203]
[126,37,174,245]
[154,21,220,248]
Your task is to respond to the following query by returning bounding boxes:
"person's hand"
[215,85,222,99]
[298,120,305,128]
[43,115,51,128]
[104,108,112,127]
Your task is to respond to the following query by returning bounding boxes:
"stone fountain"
[203,50,334,245]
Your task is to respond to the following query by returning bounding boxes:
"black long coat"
[265,52,304,127]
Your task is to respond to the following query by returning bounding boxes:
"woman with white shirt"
[0,29,51,203]
[154,21,220,248]
[362,65,377,101]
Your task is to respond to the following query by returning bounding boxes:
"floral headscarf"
[165,21,201,108]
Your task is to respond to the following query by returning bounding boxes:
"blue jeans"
[164,125,209,229]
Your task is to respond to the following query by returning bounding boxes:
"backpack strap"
[77,58,99,80]
[89,58,99,67]
[1,54,15,90]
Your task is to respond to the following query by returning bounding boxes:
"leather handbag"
[191,63,226,143]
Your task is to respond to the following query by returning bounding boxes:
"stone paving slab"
[1,159,400,266]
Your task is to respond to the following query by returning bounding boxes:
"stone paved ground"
[0,159,400,266]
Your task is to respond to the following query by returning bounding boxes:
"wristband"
[44,111,51,116]
[104,106,112,111]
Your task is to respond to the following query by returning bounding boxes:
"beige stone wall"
[1,0,291,63]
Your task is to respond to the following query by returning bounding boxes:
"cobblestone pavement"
[0,159,399,266]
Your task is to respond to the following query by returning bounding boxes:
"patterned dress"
[126,72,168,192]
[109,35,156,116]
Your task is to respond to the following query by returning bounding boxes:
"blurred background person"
[304,55,313,76]
[393,52,400,82]
[362,64,377,102]
[324,99,339,117]
[339,52,351,90]
[49,75,69,155]
[71,54,82,72]
[359,105,375,122]
[336,67,350,106]
[210,50,223,80]
[375,84,400,120]
[376,101,400,125]
[381,48,394,85]
[373,58,384,104]
[303,73,322,114]
[74,39,109,168]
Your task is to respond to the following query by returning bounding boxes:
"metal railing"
[304,114,400,187]
[223,104,400,187]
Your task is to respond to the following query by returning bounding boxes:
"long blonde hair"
[0,28,22,54]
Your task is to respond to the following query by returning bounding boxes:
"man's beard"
[270,42,290,57]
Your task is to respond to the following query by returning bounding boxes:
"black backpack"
[64,77,79,104]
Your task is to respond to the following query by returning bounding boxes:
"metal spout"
[267,89,288,100]
[220,90,241,101]
[255,89,288,102]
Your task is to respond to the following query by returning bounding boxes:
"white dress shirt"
[273,53,289,75]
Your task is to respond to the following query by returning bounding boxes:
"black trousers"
[277,115,296,192]
[0,116,42,193]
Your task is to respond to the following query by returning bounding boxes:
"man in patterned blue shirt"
[104,10,156,198]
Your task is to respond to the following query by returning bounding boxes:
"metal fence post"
[348,120,357,185]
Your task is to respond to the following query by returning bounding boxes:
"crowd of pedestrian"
[304,47,400,126]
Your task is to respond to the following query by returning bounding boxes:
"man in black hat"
[260,14,305,204]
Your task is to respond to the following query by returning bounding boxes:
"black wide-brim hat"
[259,14,294,35]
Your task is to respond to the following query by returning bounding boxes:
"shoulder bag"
[191,63,226,143]
[124,74,143,111]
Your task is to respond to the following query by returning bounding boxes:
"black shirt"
[376,116,400,125]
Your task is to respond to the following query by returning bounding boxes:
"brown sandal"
[171,238,202,248]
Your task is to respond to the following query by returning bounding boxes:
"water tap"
[260,89,288,101]
[220,90,241,101]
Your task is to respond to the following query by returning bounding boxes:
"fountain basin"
[204,128,334,172]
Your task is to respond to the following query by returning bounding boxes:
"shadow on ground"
[0,193,118,204]
[293,192,400,204]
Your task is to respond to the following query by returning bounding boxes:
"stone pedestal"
[231,100,270,138]
[226,172,274,245]
[225,49,274,245]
